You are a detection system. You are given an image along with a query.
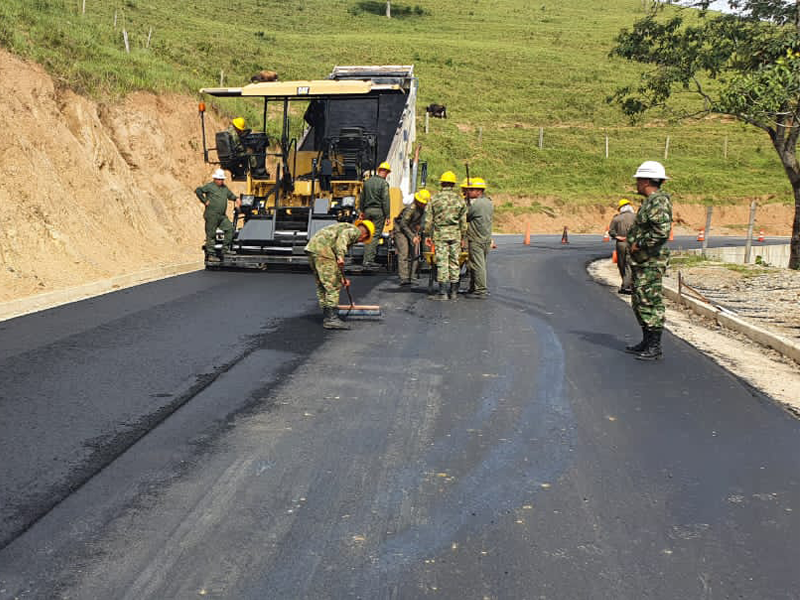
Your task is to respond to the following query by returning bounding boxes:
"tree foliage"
[610,0,800,268]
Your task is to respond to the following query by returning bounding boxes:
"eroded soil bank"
[0,48,794,304]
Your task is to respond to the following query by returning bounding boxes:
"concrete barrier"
[681,243,790,266]
[0,261,203,322]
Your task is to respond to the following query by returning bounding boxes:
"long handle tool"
[337,264,382,318]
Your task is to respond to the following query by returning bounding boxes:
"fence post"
[82,0,86,14]
[744,200,757,263]
[701,206,713,257]
[424,111,429,134]
[538,127,544,150]
[723,136,728,160]
[220,69,224,86]
[122,28,130,53]
[478,126,483,145]
[113,10,117,28]
[605,135,609,159]
[664,135,670,160]
[146,27,153,49]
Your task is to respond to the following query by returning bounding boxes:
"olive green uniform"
[393,204,425,282]
[466,193,494,296]
[628,190,672,328]
[195,182,237,254]
[304,222,362,309]
[609,208,636,292]
[424,189,467,283]
[359,175,391,264]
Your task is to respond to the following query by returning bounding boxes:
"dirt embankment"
[0,49,231,303]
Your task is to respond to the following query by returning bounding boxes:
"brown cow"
[250,70,279,83]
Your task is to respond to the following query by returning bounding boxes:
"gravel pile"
[665,265,800,341]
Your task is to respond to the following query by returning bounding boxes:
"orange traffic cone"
[757,230,765,242]
[561,226,569,244]
[669,226,674,241]
[612,249,618,264]
[697,228,705,242]
[603,231,610,242]
[523,222,531,246]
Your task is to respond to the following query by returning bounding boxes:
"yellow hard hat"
[618,198,631,208]
[459,178,469,189]
[232,117,245,130]
[440,171,457,184]
[377,161,392,172]
[414,189,431,204]
[355,219,375,243]
[464,177,487,189]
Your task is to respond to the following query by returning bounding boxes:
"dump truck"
[198,65,418,270]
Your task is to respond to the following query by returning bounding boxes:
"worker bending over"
[609,198,636,294]
[425,171,467,301]
[626,161,672,361]
[393,189,430,286]
[463,177,494,299]
[359,162,392,269]
[305,220,375,330]
[195,168,240,259]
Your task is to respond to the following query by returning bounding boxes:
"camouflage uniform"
[393,203,425,282]
[195,181,237,254]
[627,190,672,328]
[466,193,494,296]
[424,188,467,283]
[359,175,391,264]
[304,222,362,309]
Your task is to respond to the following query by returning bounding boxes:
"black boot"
[430,282,449,301]
[449,282,459,301]
[636,328,663,361]
[322,307,350,330]
[625,327,648,354]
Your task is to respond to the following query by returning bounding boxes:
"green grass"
[0,0,794,203]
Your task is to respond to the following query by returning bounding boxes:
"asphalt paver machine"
[198,65,417,270]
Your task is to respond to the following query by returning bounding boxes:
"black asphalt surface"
[1,236,798,599]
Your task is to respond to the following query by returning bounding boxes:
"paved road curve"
[1,237,798,599]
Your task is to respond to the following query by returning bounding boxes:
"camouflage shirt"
[195,182,237,215]
[394,204,425,238]
[466,193,494,242]
[628,190,672,267]
[424,189,467,241]
[304,222,361,261]
[360,175,391,215]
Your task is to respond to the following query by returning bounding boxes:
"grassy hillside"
[0,0,791,204]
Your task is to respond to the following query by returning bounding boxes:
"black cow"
[425,104,447,119]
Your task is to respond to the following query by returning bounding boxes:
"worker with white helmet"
[359,161,393,269]
[194,168,241,260]
[609,198,636,294]
[625,160,673,361]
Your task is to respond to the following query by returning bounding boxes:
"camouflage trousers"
[307,253,343,309]
[631,264,666,328]
[434,237,461,283]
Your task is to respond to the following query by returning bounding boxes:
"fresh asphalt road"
[1,236,798,599]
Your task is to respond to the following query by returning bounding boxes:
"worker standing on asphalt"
[195,168,240,260]
[424,171,467,301]
[393,189,430,286]
[463,177,494,299]
[359,162,392,270]
[609,198,636,295]
[626,161,673,361]
[304,220,375,330]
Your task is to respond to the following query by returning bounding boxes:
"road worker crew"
[359,161,392,269]
[393,189,430,286]
[424,171,467,301]
[609,198,636,295]
[195,168,241,259]
[305,220,375,330]
[626,161,673,361]
[463,177,494,299]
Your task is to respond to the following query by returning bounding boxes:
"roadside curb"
[662,281,800,365]
[0,261,203,322]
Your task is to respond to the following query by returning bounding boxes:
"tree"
[610,1,800,268]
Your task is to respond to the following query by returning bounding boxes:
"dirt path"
[589,258,800,414]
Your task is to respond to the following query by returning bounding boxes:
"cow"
[250,70,279,83]
[425,103,447,119]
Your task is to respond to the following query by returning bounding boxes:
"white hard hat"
[212,168,227,180]
[633,161,668,180]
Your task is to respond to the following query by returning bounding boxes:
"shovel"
[337,264,382,318]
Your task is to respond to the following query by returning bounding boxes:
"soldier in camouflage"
[393,189,429,286]
[359,162,392,269]
[424,171,467,301]
[625,161,673,361]
[304,220,375,330]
